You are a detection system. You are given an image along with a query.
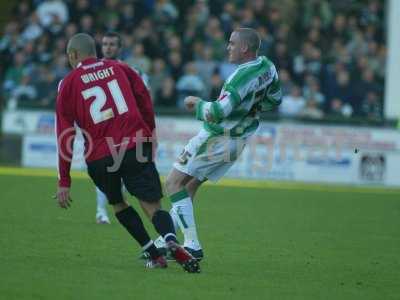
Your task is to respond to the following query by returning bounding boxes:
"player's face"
[227,32,243,64]
[101,36,121,60]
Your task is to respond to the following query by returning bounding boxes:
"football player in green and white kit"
[145,28,282,261]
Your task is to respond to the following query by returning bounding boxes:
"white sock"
[169,189,202,250]
[96,187,108,216]
[153,236,167,248]
[169,207,179,232]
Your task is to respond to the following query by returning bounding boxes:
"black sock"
[116,206,160,259]
[152,210,178,243]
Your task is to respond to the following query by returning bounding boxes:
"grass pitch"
[0,169,399,300]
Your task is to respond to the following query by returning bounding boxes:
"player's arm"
[55,79,76,189]
[260,69,282,111]
[120,63,156,132]
[194,85,241,123]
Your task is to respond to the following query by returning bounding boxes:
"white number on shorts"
[82,80,128,124]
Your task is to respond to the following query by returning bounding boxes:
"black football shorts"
[87,143,163,204]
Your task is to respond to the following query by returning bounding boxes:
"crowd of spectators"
[0,0,386,121]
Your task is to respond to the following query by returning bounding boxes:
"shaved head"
[67,33,97,56]
[227,28,260,64]
[66,33,97,68]
[236,28,261,53]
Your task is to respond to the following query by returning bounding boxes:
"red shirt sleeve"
[56,78,76,187]
[120,63,156,133]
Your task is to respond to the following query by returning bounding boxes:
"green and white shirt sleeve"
[195,84,242,123]
[260,67,282,111]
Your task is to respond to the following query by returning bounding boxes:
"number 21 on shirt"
[81,79,128,124]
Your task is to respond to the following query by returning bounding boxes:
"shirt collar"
[238,56,261,68]
[77,57,98,68]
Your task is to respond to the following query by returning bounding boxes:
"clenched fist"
[184,96,200,112]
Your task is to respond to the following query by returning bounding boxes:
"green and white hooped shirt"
[195,56,282,138]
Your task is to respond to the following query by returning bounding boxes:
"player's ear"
[72,49,79,60]
[67,50,78,68]
[240,41,248,53]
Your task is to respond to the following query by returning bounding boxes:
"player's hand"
[54,186,73,209]
[184,96,200,112]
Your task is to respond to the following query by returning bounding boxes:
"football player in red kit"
[55,33,199,273]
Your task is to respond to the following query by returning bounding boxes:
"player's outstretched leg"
[113,201,167,269]
[146,205,203,261]
[96,187,110,224]
[169,191,204,260]
[165,169,204,261]
[140,201,200,273]
[182,178,204,260]
[141,208,179,261]
[153,210,200,273]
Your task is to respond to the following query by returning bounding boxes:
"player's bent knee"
[140,200,161,216]
[166,169,192,195]
[112,201,129,214]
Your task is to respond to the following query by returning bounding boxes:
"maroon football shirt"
[56,57,156,187]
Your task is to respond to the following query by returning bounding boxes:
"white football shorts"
[173,128,248,182]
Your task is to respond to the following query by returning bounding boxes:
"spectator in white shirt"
[36,0,68,28]
[279,85,306,117]
[176,62,206,109]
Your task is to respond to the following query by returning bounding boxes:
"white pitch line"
[0,166,399,195]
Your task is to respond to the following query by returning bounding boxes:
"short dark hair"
[236,28,261,53]
[68,33,97,56]
[103,31,122,48]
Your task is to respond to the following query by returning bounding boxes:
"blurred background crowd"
[0,0,386,121]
